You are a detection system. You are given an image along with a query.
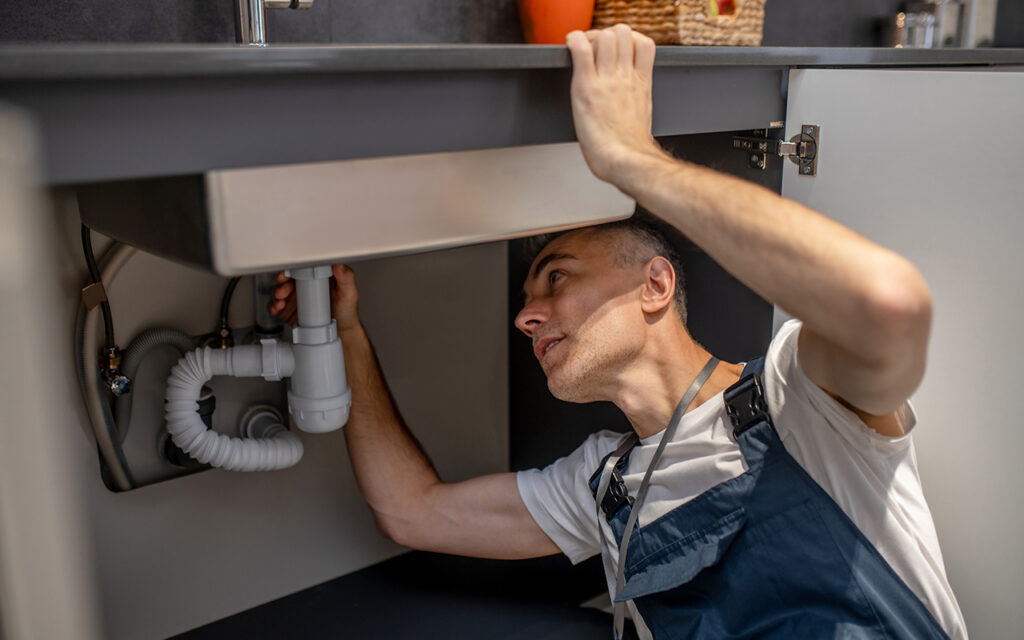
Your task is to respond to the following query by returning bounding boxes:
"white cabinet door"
[781,68,1024,639]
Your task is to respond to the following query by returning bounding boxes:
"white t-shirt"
[517,319,967,639]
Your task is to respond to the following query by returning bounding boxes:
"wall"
[42,191,509,639]
[996,0,1024,45]
[0,0,521,44]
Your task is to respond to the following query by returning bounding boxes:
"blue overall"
[589,357,950,639]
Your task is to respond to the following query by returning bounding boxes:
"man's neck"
[609,329,743,439]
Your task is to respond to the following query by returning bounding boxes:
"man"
[271,25,966,639]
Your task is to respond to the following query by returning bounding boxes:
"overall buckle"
[724,374,770,437]
[598,467,633,520]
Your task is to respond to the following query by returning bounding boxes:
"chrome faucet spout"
[234,0,315,47]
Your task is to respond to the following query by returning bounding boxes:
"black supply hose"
[80,224,115,350]
[74,242,137,491]
[219,277,241,327]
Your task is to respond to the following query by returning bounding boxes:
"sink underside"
[78,142,634,275]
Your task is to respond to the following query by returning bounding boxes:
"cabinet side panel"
[782,68,1024,639]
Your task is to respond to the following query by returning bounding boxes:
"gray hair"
[523,211,688,325]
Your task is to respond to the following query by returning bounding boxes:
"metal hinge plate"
[733,124,820,176]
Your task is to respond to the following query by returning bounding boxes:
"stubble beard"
[546,334,637,404]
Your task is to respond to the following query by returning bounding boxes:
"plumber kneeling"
[270,26,966,640]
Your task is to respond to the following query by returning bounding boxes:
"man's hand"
[566,25,662,185]
[269,264,361,334]
[269,263,558,558]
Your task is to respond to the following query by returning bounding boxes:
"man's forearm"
[614,149,931,366]
[338,324,440,537]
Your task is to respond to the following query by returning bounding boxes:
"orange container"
[518,0,595,45]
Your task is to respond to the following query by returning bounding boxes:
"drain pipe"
[165,342,303,471]
[285,265,351,433]
[164,264,351,471]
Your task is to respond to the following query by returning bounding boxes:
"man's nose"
[514,301,548,337]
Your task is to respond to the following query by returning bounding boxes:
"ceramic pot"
[518,0,595,45]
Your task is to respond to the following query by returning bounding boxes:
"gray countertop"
[1,45,1021,184]
[2,44,1023,79]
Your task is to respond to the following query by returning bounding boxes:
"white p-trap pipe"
[164,264,352,472]
[165,343,303,471]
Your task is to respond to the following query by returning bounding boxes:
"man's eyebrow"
[521,253,577,301]
[529,253,576,283]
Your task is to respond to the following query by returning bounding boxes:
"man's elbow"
[373,512,401,543]
[371,497,440,551]
[373,511,419,548]
[844,263,932,414]
[860,260,933,368]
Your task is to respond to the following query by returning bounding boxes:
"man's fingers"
[272,279,294,300]
[566,30,596,81]
[595,28,618,74]
[614,24,634,69]
[267,295,296,326]
[633,32,656,80]
[331,263,355,283]
[331,263,359,301]
[281,296,297,324]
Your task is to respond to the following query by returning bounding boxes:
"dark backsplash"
[0,0,522,44]
[996,0,1024,46]
[7,0,1018,46]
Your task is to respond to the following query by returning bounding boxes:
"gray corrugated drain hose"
[115,327,196,441]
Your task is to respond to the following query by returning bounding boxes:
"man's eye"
[548,271,563,285]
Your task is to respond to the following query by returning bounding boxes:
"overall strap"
[597,355,720,640]
[594,432,640,523]
[724,356,775,466]
[741,355,766,377]
[724,358,769,434]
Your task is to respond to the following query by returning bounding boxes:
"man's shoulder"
[526,429,631,478]
[746,318,800,395]
[579,429,636,465]
[761,318,917,452]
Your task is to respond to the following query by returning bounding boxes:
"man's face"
[515,230,648,403]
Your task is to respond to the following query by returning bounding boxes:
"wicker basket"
[592,0,765,46]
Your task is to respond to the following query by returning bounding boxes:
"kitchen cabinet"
[780,67,1024,640]
[0,46,1022,639]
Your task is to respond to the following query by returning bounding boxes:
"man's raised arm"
[566,25,932,426]
[271,265,559,558]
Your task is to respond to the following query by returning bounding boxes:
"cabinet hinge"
[733,124,819,176]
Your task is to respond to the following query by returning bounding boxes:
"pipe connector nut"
[259,338,295,381]
[285,265,332,281]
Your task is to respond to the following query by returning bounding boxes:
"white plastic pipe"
[164,344,303,471]
[285,265,352,433]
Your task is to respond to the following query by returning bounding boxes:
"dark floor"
[172,551,624,640]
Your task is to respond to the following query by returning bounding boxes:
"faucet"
[234,0,314,46]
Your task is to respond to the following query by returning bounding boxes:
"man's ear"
[640,257,675,314]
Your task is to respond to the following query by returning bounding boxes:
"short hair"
[523,210,689,325]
